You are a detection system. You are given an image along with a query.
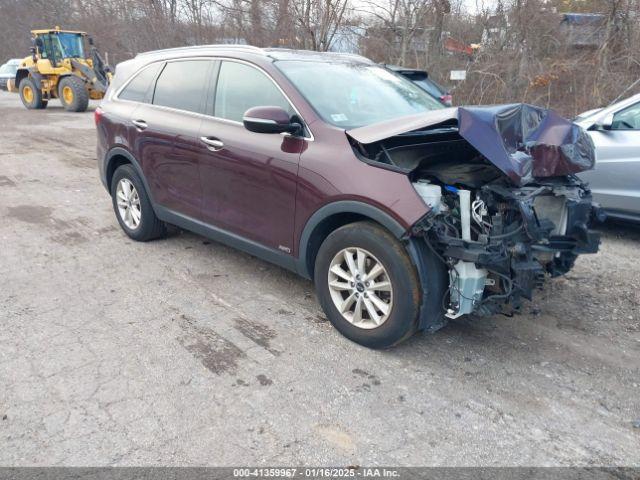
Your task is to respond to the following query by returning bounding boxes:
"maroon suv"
[97,45,599,348]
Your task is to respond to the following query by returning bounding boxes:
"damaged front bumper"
[348,103,601,330]
[408,177,600,329]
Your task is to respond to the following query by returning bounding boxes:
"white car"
[0,58,20,91]
[575,92,640,222]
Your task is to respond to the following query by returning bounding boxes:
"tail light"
[94,106,104,126]
[440,94,453,106]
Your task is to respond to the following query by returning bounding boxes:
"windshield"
[0,63,17,75]
[57,33,85,57]
[276,61,444,128]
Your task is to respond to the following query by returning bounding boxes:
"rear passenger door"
[198,60,306,253]
[131,59,212,219]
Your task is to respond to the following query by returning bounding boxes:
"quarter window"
[119,63,163,103]
[153,60,210,113]
[214,61,293,122]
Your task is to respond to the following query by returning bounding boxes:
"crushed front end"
[348,103,600,326]
[411,178,599,319]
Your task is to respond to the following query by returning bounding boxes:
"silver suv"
[575,93,640,223]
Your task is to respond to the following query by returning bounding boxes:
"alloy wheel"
[327,247,394,329]
[116,178,142,230]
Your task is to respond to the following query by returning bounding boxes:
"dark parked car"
[97,46,599,348]
[0,58,20,91]
[384,65,452,106]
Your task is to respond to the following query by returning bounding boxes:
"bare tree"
[290,0,350,50]
[2,0,640,118]
[360,0,432,64]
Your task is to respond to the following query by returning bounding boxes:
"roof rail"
[136,44,265,57]
[263,48,373,64]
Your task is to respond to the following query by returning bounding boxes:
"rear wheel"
[19,78,47,109]
[58,76,89,112]
[111,164,166,242]
[314,221,423,348]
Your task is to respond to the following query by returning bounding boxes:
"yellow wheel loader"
[8,27,112,112]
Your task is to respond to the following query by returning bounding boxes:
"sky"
[460,0,499,14]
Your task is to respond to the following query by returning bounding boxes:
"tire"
[110,164,166,242]
[58,75,89,112]
[314,221,423,349]
[19,77,47,109]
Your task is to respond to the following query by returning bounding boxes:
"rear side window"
[153,60,210,114]
[119,63,163,103]
[214,61,293,122]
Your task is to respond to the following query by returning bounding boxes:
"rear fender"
[104,147,154,204]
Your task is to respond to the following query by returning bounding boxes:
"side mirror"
[243,106,301,135]
[34,37,44,50]
[596,112,614,130]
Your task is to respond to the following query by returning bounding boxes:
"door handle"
[200,137,224,151]
[132,119,147,130]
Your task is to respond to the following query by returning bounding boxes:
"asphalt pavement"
[0,91,638,466]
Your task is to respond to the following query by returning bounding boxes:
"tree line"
[1,0,638,117]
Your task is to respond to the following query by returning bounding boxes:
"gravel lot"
[0,90,639,467]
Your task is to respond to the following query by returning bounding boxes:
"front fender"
[295,200,409,278]
[13,69,29,91]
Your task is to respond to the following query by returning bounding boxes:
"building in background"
[560,13,606,48]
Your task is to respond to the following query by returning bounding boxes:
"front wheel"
[19,78,47,109]
[314,221,423,348]
[58,75,89,112]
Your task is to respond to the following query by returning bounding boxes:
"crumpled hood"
[347,103,596,185]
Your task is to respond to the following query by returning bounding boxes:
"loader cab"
[33,29,87,66]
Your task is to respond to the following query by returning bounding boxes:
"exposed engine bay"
[409,177,598,319]
[348,104,600,322]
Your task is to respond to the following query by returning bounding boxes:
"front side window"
[276,61,444,129]
[38,35,55,60]
[612,102,640,130]
[119,63,163,103]
[153,60,210,114]
[214,61,293,122]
